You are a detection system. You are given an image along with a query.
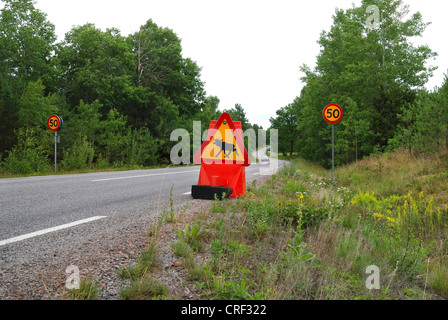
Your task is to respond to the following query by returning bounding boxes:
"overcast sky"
[9,0,448,128]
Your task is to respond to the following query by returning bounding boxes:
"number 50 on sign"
[47,115,63,131]
[323,104,343,124]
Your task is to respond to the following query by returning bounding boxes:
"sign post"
[47,115,63,172]
[323,104,343,184]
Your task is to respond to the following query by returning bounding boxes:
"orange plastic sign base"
[193,113,250,198]
[196,163,246,198]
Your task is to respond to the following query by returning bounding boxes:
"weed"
[67,277,99,300]
[120,277,167,300]
[210,193,228,213]
[119,242,159,280]
[173,222,206,252]
[163,185,176,222]
[172,240,194,259]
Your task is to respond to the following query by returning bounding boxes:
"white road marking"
[91,169,198,182]
[183,191,192,195]
[0,216,107,247]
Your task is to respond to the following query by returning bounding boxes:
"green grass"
[116,148,448,300]
[119,277,167,300]
[119,242,159,280]
[165,149,447,299]
[67,277,100,300]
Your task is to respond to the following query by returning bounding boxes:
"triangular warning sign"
[194,113,251,166]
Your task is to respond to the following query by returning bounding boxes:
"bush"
[2,128,50,175]
[277,193,333,228]
[123,127,159,166]
[61,136,94,170]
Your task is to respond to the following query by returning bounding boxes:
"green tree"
[0,0,56,83]
[18,79,58,128]
[291,0,436,166]
[269,104,299,157]
[414,90,448,153]
[391,101,419,156]
[97,108,128,164]
[123,127,159,166]
[0,0,56,157]
[52,24,134,112]
[223,104,250,132]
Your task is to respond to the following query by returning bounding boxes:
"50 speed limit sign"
[323,104,343,124]
[47,115,63,131]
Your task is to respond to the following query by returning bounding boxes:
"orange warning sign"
[194,113,250,166]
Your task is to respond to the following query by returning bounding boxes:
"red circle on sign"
[47,115,61,131]
[323,104,343,124]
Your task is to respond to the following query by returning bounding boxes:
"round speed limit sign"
[47,115,62,131]
[323,104,343,124]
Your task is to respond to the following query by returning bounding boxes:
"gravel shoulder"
[0,194,209,300]
[0,164,276,300]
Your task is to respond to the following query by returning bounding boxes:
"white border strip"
[0,216,107,247]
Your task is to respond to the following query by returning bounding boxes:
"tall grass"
[116,148,447,300]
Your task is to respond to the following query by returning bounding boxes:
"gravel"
[0,196,213,300]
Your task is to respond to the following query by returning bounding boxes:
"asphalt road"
[0,159,287,256]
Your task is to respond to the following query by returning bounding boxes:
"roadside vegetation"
[115,148,447,300]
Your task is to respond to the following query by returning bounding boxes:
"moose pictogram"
[212,138,239,158]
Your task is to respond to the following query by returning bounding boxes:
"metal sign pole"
[323,104,342,185]
[55,131,58,173]
[332,124,335,184]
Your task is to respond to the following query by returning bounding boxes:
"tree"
[52,24,135,112]
[270,104,299,157]
[392,101,419,156]
[18,79,58,129]
[413,90,447,153]
[131,20,183,89]
[0,0,56,158]
[223,104,250,132]
[0,0,56,83]
[290,0,436,166]
[129,20,205,121]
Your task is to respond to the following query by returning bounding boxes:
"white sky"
[7,0,448,128]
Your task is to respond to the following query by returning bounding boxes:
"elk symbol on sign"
[213,138,239,159]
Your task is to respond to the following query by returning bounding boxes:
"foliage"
[269,103,299,157]
[0,0,56,157]
[119,242,159,280]
[2,128,51,174]
[60,135,95,171]
[270,0,438,167]
[67,277,99,300]
[0,2,265,173]
[277,192,336,228]
[173,223,206,252]
[392,81,448,154]
[351,190,448,239]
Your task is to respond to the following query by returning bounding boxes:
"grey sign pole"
[332,124,335,184]
[323,104,342,184]
[54,131,58,173]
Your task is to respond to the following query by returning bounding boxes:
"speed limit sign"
[323,104,343,185]
[47,115,63,131]
[323,104,343,124]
